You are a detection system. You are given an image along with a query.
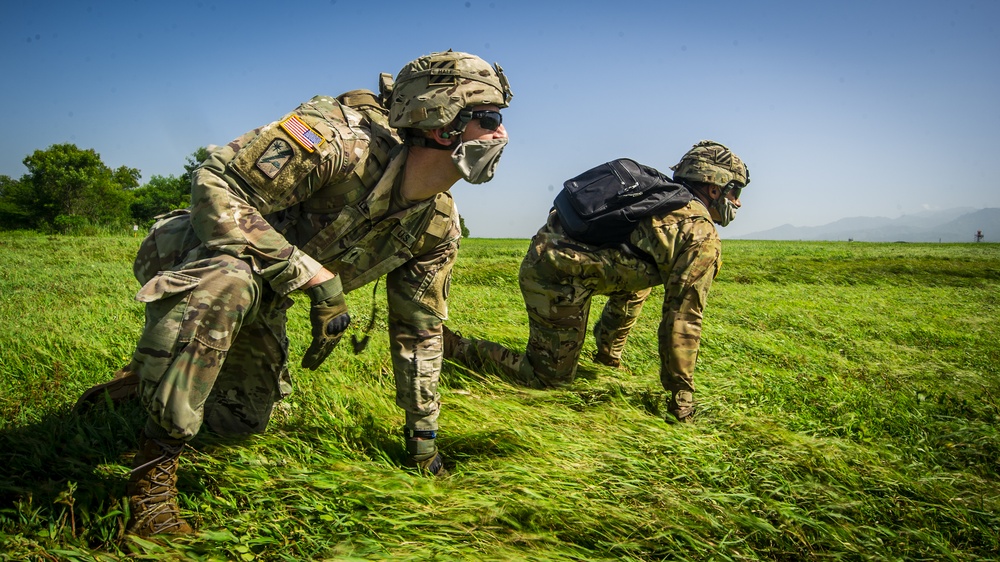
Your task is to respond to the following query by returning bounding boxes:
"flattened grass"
[1,233,998,560]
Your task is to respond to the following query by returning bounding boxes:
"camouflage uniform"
[84,50,510,536]
[455,199,720,421]
[131,91,459,441]
[452,141,749,422]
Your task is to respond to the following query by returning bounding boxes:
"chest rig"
[235,89,455,293]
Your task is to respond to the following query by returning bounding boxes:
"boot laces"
[131,439,183,503]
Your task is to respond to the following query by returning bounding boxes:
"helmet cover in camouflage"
[670,140,749,188]
[388,50,512,130]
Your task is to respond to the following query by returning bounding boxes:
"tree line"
[0,143,471,236]
[0,144,207,233]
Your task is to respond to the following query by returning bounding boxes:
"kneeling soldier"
[445,141,748,424]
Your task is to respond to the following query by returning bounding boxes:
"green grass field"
[1,232,998,560]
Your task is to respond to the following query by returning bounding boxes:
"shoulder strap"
[337,90,386,119]
[336,89,400,189]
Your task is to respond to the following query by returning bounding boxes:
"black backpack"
[553,158,693,245]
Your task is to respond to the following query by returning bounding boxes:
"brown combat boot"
[73,366,139,413]
[593,351,621,368]
[125,431,193,536]
[666,391,696,425]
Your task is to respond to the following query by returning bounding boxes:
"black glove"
[301,276,350,370]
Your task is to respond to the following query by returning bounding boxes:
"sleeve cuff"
[273,248,324,296]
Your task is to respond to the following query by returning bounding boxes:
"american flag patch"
[280,115,323,152]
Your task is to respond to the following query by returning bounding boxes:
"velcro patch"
[256,138,294,178]
[280,115,323,152]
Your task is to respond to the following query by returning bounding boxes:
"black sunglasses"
[458,109,503,131]
[472,110,502,130]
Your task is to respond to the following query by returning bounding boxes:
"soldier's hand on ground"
[302,275,350,370]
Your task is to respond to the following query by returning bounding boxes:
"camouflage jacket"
[189,92,457,296]
[541,199,721,388]
[628,200,721,389]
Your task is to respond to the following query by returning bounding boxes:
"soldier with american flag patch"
[75,50,512,537]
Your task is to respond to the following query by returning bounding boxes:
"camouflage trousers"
[129,212,292,441]
[458,286,651,389]
[456,227,659,389]
[454,207,722,421]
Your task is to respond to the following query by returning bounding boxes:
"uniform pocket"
[410,265,452,321]
[408,240,458,321]
[132,271,201,387]
[135,271,200,303]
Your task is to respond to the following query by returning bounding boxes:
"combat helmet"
[671,140,750,190]
[387,50,512,131]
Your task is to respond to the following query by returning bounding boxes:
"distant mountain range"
[736,207,1000,242]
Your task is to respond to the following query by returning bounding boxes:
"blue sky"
[3,0,998,238]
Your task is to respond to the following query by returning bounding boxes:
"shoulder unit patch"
[255,138,294,179]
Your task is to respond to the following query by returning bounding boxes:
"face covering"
[712,196,738,226]
[451,137,508,184]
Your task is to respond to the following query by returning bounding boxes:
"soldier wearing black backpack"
[444,140,748,424]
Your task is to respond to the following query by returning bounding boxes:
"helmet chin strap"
[679,180,737,226]
[406,135,456,150]
[403,107,507,185]
[678,179,713,205]
[406,109,471,150]
[441,107,477,141]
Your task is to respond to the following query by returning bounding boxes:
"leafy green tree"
[1,145,212,232]
[129,175,188,225]
[16,144,138,231]
[182,147,211,184]
[0,175,32,229]
[459,214,470,238]
[127,147,209,226]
